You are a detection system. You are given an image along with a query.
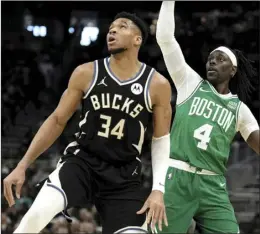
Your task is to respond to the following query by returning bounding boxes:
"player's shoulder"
[150,70,171,89]
[149,70,172,103]
[238,101,250,113]
[71,61,98,82]
[74,61,96,76]
[237,101,257,126]
[75,57,107,75]
[69,61,96,90]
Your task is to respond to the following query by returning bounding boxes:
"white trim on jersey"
[136,156,141,162]
[79,111,90,128]
[104,57,147,86]
[235,101,242,131]
[63,141,79,155]
[144,68,155,113]
[177,80,203,107]
[83,60,99,99]
[65,112,90,157]
[132,121,146,155]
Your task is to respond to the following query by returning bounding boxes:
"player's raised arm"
[3,62,94,207]
[156,1,187,88]
[137,71,172,231]
[237,103,260,154]
[156,1,202,90]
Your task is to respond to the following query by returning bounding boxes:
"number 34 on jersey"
[98,114,146,154]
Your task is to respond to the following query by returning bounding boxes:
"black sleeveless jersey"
[64,57,154,165]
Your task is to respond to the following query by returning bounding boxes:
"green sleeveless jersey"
[170,80,241,175]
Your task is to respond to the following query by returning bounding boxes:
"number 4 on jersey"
[193,124,213,150]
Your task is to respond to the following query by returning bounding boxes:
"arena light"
[40,26,47,37]
[80,26,99,46]
[26,25,34,32]
[33,26,40,37]
[68,27,75,34]
[29,25,47,37]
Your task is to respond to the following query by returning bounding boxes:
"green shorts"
[159,166,239,234]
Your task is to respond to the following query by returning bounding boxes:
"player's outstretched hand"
[3,166,25,207]
[137,190,168,231]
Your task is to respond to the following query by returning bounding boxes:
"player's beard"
[108,47,127,55]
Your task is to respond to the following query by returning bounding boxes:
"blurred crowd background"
[1,1,259,233]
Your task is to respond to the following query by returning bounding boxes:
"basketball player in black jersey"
[4,12,172,234]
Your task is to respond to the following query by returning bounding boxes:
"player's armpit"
[246,130,260,155]
[150,72,172,137]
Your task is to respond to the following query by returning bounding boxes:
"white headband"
[210,46,237,67]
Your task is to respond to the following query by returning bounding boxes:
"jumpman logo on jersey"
[97,76,108,86]
[132,166,139,176]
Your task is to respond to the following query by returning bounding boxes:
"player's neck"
[109,52,141,80]
[211,82,230,94]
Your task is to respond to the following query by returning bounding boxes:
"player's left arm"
[237,102,259,154]
[150,70,172,194]
[247,130,259,154]
[137,71,172,231]
[151,73,172,138]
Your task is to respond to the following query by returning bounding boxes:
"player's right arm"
[156,1,202,102]
[3,62,94,207]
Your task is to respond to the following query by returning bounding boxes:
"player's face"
[206,51,236,85]
[107,18,142,55]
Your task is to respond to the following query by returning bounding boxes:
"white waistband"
[169,159,218,175]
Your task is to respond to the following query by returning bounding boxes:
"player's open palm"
[3,166,25,207]
[137,190,168,231]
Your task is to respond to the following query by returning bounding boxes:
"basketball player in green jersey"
[155,1,260,233]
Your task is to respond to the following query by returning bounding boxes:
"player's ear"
[134,35,142,47]
[231,66,237,79]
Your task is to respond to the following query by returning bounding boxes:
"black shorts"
[96,198,146,234]
[42,155,147,233]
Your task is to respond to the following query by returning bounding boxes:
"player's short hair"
[114,11,148,46]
